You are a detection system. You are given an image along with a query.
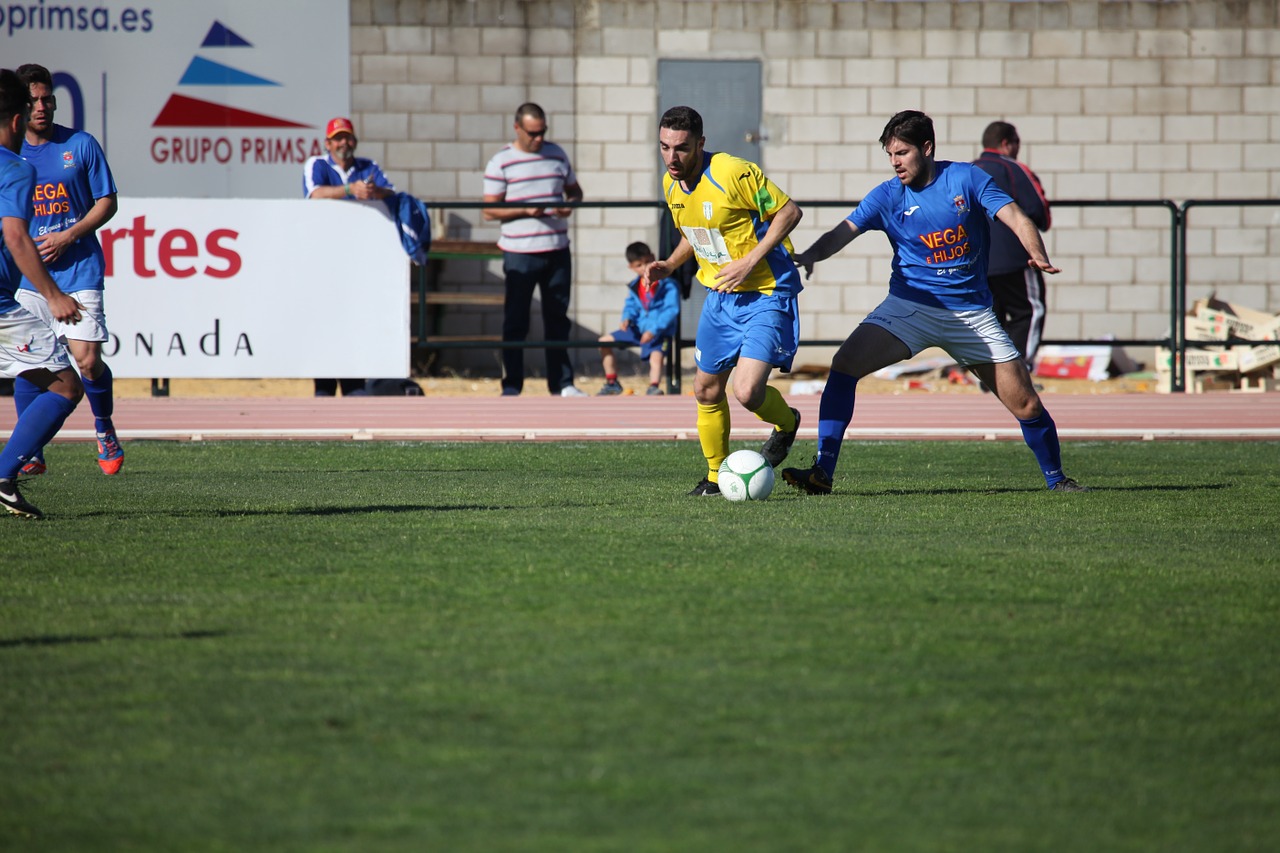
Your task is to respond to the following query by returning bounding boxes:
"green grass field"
[2,439,1278,852]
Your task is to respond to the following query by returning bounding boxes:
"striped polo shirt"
[482,141,576,254]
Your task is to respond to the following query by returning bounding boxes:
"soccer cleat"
[1049,477,1090,492]
[0,478,43,519]
[687,477,721,497]
[781,463,833,496]
[19,456,46,476]
[96,430,124,475]
[760,407,802,467]
[646,385,664,396]
[597,380,624,396]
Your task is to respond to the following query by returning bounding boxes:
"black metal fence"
[415,198,1278,395]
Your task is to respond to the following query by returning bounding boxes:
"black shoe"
[760,407,801,467]
[688,477,721,497]
[0,478,43,519]
[1049,477,1090,492]
[781,463,833,496]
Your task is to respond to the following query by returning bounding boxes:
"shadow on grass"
[855,483,1230,497]
[74,503,514,519]
[0,628,227,649]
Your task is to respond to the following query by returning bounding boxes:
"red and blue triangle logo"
[153,21,309,129]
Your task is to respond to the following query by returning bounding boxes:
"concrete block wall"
[350,0,1280,378]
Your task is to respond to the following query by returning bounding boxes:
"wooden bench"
[414,239,504,348]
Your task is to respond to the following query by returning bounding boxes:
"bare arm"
[2,216,82,324]
[710,199,803,292]
[995,202,1061,274]
[793,219,861,279]
[309,181,392,201]
[645,236,694,282]
[35,193,118,265]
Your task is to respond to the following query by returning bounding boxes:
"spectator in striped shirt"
[482,103,585,397]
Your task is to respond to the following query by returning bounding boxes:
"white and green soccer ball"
[717,449,775,502]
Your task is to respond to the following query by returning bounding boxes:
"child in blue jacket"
[598,242,681,395]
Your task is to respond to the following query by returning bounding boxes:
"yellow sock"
[752,384,797,431]
[696,398,731,481]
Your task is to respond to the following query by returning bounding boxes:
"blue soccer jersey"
[849,160,1013,311]
[302,154,394,198]
[19,125,117,295]
[0,147,37,313]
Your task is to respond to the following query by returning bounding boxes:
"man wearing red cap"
[303,117,395,396]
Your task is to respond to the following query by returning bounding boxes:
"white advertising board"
[2,0,349,198]
[102,198,410,378]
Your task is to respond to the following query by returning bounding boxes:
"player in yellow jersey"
[646,106,805,496]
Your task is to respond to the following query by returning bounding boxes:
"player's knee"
[734,384,766,411]
[54,370,84,404]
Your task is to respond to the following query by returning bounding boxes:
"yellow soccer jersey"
[663,152,802,296]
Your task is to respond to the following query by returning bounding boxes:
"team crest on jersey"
[703,201,714,220]
[62,152,75,169]
[953,195,968,215]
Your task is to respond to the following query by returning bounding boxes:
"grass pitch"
[2,439,1278,851]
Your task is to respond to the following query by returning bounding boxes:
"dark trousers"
[314,378,367,396]
[989,267,1047,366]
[502,248,574,395]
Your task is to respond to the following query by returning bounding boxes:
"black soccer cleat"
[0,478,43,519]
[688,477,721,497]
[1049,477,1090,492]
[760,407,801,467]
[781,463,833,496]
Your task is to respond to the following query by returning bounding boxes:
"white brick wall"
[350,1,1280,376]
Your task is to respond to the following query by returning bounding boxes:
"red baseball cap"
[325,117,356,139]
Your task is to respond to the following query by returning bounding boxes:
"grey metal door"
[657,59,763,341]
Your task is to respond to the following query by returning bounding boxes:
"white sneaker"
[559,385,588,397]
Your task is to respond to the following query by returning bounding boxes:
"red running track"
[5,391,1279,443]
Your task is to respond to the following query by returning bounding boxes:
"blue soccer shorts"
[694,288,799,375]
[606,325,671,360]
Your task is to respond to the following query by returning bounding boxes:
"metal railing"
[414,198,1276,395]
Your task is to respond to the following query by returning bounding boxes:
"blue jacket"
[620,276,680,339]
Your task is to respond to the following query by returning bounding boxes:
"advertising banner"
[102,198,410,378]
[2,0,349,198]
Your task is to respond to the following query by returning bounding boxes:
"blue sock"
[13,376,42,419]
[0,392,77,479]
[816,370,859,479]
[83,363,115,434]
[1018,409,1066,488]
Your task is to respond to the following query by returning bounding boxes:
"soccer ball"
[717,449,775,502]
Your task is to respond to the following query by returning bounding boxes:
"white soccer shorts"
[17,287,110,343]
[862,292,1024,366]
[0,305,74,378]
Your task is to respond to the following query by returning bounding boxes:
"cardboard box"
[1034,345,1112,381]
[1155,346,1238,372]
[1237,344,1280,374]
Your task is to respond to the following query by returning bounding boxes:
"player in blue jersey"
[782,110,1087,495]
[0,68,86,518]
[13,64,121,476]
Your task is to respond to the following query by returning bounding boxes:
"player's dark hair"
[880,110,934,153]
[0,69,29,121]
[515,102,545,124]
[16,63,53,90]
[982,120,1018,150]
[625,241,652,263]
[660,105,703,139]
